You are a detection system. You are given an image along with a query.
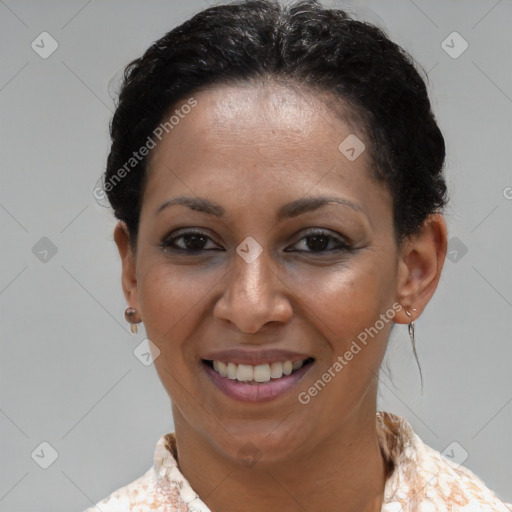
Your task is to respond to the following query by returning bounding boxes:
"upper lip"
[202,348,314,366]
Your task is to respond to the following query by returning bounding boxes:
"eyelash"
[159,229,352,255]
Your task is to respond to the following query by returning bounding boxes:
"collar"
[152,411,416,510]
[152,411,509,511]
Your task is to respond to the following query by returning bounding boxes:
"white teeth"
[217,361,227,377]
[236,364,254,382]
[227,362,237,379]
[209,359,309,382]
[292,360,304,371]
[253,364,271,382]
[270,361,283,379]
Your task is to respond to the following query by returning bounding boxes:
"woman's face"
[119,82,410,462]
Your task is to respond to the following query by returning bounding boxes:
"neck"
[172,406,390,512]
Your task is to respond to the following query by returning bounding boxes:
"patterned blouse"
[84,411,512,511]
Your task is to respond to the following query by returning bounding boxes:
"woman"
[85,0,512,511]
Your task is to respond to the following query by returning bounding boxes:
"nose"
[213,246,293,334]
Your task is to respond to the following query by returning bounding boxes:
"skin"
[114,82,447,512]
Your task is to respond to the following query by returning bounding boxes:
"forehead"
[151,82,361,156]
[141,82,391,224]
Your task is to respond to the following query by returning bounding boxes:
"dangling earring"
[404,306,417,342]
[124,306,141,334]
[404,306,423,390]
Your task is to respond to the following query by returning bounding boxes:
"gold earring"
[124,307,141,334]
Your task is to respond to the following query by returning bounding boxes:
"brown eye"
[285,229,352,254]
[160,230,222,252]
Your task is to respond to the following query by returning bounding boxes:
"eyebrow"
[155,195,364,219]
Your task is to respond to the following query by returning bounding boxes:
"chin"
[214,422,305,467]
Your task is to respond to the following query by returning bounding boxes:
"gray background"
[1,0,511,510]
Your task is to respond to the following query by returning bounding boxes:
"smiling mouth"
[202,357,315,384]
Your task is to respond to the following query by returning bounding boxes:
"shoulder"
[82,466,157,511]
[377,411,512,512]
[81,432,189,511]
[417,441,512,511]
[82,432,202,512]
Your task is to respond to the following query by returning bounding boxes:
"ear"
[113,221,140,315]
[394,213,448,324]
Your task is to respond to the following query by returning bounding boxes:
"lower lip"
[202,360,314,402]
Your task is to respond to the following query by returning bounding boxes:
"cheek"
[294,258,391,344]
[137,262,207,348]
[293,263,393,419]
[137,263,209,402]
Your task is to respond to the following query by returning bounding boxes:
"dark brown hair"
[102,0,448,252]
